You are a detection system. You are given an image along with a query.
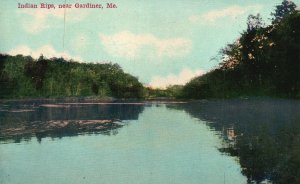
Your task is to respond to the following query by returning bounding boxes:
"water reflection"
[167,98,300,183]
[0,104,246,184]
[0,100,144,143]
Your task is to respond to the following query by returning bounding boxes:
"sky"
[0,0,299,88]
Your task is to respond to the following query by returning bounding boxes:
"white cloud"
[19,8,89,34]
[149,68,205,89]
[189,5,263,25]
[8,45,82,62]
[99,31,192,59]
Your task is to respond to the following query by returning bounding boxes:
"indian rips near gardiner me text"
[18,3,118,9]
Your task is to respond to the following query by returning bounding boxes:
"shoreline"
[0,96,189,104]
[0,95,299,105]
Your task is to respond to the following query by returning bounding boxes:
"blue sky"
[0,0,299,88]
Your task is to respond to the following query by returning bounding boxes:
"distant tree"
[271,0,297,23]
[247,14,264,31]
[0,54,14,97]
[24,55,48,89]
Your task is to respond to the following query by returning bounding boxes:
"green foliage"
[24,55,48,90]
[146,85,183,99]
[181,4,300,99]
[0,55,15,98]
[0,55,145,99]
[271,0,297,23]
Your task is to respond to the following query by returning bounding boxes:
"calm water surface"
[1,98,300,184]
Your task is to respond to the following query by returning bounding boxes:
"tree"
[24,55,48,89]
[271,0,297,23]
[247,14,264,31]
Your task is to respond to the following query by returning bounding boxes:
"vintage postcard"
[0,0,300,183]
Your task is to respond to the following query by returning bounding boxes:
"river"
[0,98,299,183]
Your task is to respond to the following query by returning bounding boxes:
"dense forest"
[181,0,300,99]
[0,54,145,99]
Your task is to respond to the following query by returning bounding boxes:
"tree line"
[0,54,145,99]
[180,0,300,99]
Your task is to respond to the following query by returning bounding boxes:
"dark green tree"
[271,0,297,23]
[24,55,48,89]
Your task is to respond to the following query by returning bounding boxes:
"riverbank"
[0,96,189,104]
[0,96,116,103]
